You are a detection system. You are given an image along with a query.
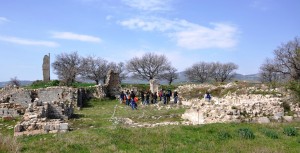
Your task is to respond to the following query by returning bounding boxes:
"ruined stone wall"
[0,86,77,118]
[104,70,121,98]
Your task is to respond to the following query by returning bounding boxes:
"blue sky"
[0,0,299,81]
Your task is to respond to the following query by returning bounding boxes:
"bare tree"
[185,62,213,83]
[109,62,127,83]
[80,56,109,84]
[160,66,178,85]
[211,62,238,82]
[273,37,300,81]
[52,52,81,86]
[9,76,21,87]
[259,58,282,83]
[126,52,171,81]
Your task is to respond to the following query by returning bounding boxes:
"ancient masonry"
[150,79,159,94]
[104,69,121,98]
[0,69,121,136]
[42,54,50,82]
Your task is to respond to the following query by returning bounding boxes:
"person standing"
[153,92,158,104]
[140,91,145,104]
[163,90,167,104]
[120,91,125,104]
[173,90,178,104]
[166,89,172,104]
[146,91,150,105]
[159,90,163,101]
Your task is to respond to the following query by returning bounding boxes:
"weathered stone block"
[59,123,68,130]
[257,117,270,124]
[283,116,293,122]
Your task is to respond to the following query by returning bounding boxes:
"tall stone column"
[150,79,159,93]
[42,54,50,82]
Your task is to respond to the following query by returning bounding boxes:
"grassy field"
[1,99,300,153]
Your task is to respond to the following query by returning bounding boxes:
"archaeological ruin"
[0,69,121,136]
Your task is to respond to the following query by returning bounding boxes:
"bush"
[29,80,60,89]
[283,127,298,136]
[218,131,232,140]
[262,129,279,139]
[238,128,255,139]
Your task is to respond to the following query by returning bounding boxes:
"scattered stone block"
[283,116,293,122]
[59,123,68,130]
[257,117,270,124]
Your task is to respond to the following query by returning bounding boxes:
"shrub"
[238,128,255,139]
[283,127,298,136]
[262,129,279,139]
[218,131,232,140]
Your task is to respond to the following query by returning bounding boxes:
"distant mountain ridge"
[123,72,261,84]
[0,80,33,88]
[0,73,260,87]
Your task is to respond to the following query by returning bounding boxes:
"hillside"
[123,72,260,84]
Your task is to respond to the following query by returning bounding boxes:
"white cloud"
[0,36,59,47]
[0,17,9,24]
[120,17,238,49]
[174,23,238,49]
[122,0,172,11]
[51,32,102,43]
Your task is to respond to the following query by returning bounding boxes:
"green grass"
[1,99,300,152]
[25,80,96,89]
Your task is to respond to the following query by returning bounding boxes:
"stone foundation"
[14,99,72,136]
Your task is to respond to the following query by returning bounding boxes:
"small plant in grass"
[262,129,279,139]
[238,128,255,139]
[218,131,232,140]
[283,127,298,136]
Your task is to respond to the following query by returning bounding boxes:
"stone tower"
[42,54,50,82]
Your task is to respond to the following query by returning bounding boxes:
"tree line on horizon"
[51,52,238,86]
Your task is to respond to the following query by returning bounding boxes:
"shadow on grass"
[71,114,85,119]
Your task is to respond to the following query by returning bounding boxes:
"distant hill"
[122,72,260,84]
[0,73,260,87]
[0,80,33,88]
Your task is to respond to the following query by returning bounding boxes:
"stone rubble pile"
[14,99,72,136]
[179,83,300,125]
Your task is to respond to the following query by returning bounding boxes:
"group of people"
[119,89,179,110]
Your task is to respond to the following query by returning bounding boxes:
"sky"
[0,0,299,81]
